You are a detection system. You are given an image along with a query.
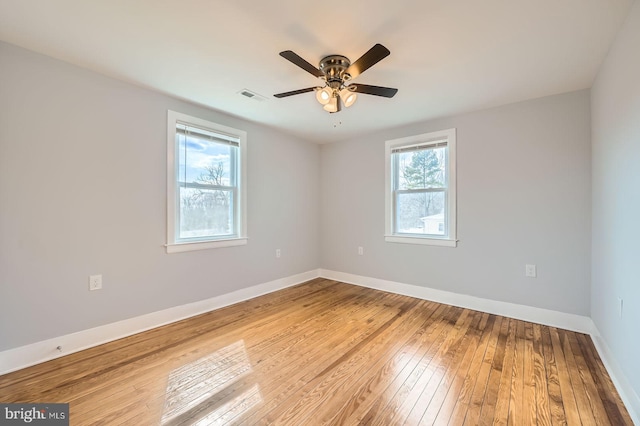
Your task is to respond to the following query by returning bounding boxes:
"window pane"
[395,191,445,235]
[179,187,234,239]
[396,147,446,190]
[177,134,236,186]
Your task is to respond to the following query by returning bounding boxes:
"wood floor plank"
[274,300,436,424]
[576,333,634,425]
[414,311,485,425]
[541,324,567,426]
[523,322,537,425]
[532,323,552,426]
[477,314,510,425]
[357,306,466,425]
[262,299,428,425]
[566,331,611,426]
[549,327,582,426]
[559,329,598,426]
[0,278,633,425]
[233,291,411,425]
[372,309,473,425]
[491,317,517,426]
[316,302,442,425]
[461,316,504,426]
[430,312,491,425]
[181,289,404,424]
[335,304,458,425]
[506,320,525,426]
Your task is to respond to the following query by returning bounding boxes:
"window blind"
[391,141,447,154]
[176,122,240,147]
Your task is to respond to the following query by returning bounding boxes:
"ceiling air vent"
[238,89,267,102]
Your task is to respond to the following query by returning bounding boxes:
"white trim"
[319,269,595,334]
[165,237,248,253]
[385,141,393,237]
[0,269,320,375]
[384,235,457,247]
[591,333,640,425]
[166,110,248,254]
[385,128,455,150]
[385,128,457,245]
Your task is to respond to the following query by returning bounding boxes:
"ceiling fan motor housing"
[319,55,351,88]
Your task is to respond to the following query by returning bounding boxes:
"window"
[385,128,456,247]
[166,111,247,253]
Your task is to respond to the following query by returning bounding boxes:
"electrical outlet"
[525,264,537,278]
[89,275,102,291]
[358,246,364,256]
[276,249,281,258]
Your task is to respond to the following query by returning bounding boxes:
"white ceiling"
[0,0,633,143]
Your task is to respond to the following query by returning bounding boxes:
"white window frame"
[385,128,457,247]
[166,110,247,253]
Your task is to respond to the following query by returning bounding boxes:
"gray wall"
[320,90,592,315]
[0,42,320,350]
[0,35,612,359]
[591,0,640,402]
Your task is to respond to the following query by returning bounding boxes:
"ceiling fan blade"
[273,87,317,98]
[279,51,323,78]
[350,84,398,98]
[345,44,391,79]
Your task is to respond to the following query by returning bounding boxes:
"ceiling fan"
[274,43,398,113]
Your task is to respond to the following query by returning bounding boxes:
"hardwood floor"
[0,278,632,425]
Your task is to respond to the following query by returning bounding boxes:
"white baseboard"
[591,333,640,425]
[320,269,595,334]
[0,269,321,375]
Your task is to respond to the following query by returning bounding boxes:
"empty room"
[1,1,639,425]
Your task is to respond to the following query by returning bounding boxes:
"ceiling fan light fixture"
[323,96,338,113]
[339,88,357,108]
[274,44,397,113]
[315,87,333,105]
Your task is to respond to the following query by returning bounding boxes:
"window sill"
[166,237,248,253]
[384,235,457,247]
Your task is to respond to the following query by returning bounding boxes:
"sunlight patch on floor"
[160,340,256,424]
